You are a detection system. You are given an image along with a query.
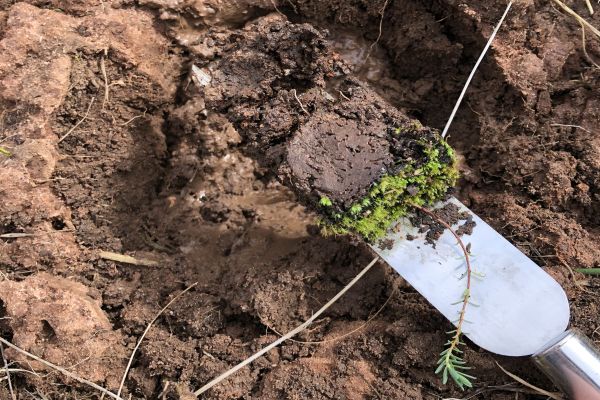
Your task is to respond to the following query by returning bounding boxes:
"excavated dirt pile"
[1,1,600,399]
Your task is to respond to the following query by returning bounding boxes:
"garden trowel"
[372,197,600,399]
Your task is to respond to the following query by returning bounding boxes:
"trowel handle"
[532,329,600,399]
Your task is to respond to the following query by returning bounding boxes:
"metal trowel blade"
[371,197,570,356]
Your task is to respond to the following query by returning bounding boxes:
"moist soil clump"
[196,15,457,241]
[410,203,475,245]
[1,1,600,399]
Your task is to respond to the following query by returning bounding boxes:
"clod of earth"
[198,15,458,241]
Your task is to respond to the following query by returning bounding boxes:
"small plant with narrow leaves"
[415,206,476,390]
[436,326,475,390]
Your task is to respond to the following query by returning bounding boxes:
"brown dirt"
[198,14,451,212]
[1,1,600,399]
[410,203,475,245]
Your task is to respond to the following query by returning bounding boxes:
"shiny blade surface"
[372,197,570,356]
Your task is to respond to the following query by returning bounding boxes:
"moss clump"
[318,136,458,242]
[319,196,333,207]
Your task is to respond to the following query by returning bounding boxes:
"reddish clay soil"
[1,1,600,399]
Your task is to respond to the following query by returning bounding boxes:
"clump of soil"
[0,273,128,387]
[2,1,600,399]
[188,14,457,240]
[410,203,475,245]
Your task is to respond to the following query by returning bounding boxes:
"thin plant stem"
[116,283,197,397]
[442,2,513,139]
[264,287,397,345]
[58,97,96,144]
[551,0,600,39]
[496,362,563,399]
[0,337,124,400]
[193,256,380,396]
[584,0,594,15]
[414,205,474,389]
[0,342,16,400]
[364,0,390,62]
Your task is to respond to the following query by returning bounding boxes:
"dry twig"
[99,251,158,267]
[117,283,198,397]
[0,337,124,400]
[0,342,16,400]
[58,97,96,144]
[193,257,380,396]
[496,362,563,400]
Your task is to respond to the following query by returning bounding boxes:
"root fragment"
[0,338,124,400]
[100,49,110,110]
[58,97,96,144]
[116,283,198,398]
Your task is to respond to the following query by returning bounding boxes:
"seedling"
[416,206,475,390]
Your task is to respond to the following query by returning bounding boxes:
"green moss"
[319,196,333,207]
[318,136,459,242]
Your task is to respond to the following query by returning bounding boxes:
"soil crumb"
[410,203,475,245]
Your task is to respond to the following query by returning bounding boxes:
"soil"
[196,14,450,211]
[1,1,600,399]
[410,203,475,245]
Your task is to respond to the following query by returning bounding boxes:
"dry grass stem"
[0,233,33,239]
[551,0,600,39]
[364,0,390,62]
[270,0,285,16]
[117,283,198,397]
[100,49,110,109]
[58,97,96,144]
[550,123,591,133]
[442,1,513,139]
[193,256,380,396]
[0,337,124,400]
[1,342,16,400]
[265,287,397,345]
[579,21,600,69]
[120,111,147,126]
[584,0,594,15]
[99,251,158,267]
[291,89,308,114]
[496,362,563,400]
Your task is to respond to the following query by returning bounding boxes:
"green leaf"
[576,268,600,276]
[434,363,445,374]
[0,146,10,156]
